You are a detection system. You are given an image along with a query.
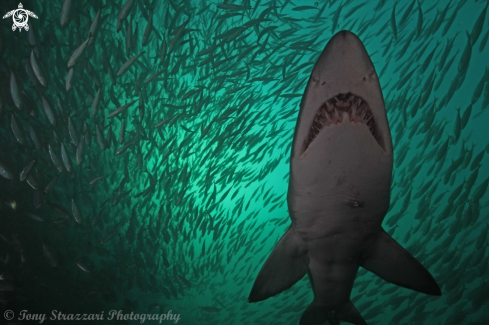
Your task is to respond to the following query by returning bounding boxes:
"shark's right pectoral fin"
[360,229,441,296]
[248,226,309,303]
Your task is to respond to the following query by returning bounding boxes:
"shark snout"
[292,30,392,159]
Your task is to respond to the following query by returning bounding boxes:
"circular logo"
[4,310,14,320]
[13,9,28,28]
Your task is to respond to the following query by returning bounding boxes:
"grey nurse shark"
[248,30,441,325]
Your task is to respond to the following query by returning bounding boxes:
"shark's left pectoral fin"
[359,229,441,296]
[248,226,309,303]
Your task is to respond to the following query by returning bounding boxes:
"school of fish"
[0,0,488,324]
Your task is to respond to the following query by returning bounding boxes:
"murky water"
[0,0,488,324]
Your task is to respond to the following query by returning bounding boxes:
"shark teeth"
[306,92,376,149]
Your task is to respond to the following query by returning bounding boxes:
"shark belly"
[298,210,380,311]
[307,236,360,306]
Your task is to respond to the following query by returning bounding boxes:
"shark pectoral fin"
[300,301,366,325]
[248,226,308,303]
[360,229,441,296]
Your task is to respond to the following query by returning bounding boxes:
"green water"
[0,0,488,324]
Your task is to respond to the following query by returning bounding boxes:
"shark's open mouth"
[306,93,376,150]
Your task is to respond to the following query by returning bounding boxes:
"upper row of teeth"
[319,105,370,121]
[329,95,363,108]
[318,101,372,123]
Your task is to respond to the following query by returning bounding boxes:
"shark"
[248,30,441,325]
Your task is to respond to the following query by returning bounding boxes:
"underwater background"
[0,0,488,324]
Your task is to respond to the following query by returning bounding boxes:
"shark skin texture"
[248,30,441,325]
